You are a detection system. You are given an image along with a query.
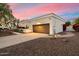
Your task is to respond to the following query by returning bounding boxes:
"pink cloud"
[8,3,20,10]
[11,3,79,20]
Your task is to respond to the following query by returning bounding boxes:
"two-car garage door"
[33,24,49,34]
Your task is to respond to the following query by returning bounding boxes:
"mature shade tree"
[65,21,71,26]
[0,3,14,28]
[74,18,79,24]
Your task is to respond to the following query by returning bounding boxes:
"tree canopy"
[65,21,71,26]
[0,3,15,28]
[74,18,79,24]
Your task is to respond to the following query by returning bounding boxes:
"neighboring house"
[19,13,65,35]
[66,25,74,31]
[66,20,75,31]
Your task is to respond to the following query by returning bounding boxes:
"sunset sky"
[8,3,79,21]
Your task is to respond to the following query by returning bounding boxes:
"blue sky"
[9,3,79,21]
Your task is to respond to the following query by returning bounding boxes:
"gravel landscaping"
[0,32,79,56]
[0,31,15,37]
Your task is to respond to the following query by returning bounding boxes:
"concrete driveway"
[0,33,48,49]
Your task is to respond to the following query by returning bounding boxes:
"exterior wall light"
[36,22,41,24]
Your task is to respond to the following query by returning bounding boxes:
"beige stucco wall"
[30,17,51,28]
[19,14,65,35]
[51,17,65,33]
[28,16,65,35]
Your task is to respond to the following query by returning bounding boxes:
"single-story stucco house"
[19,13,65,35]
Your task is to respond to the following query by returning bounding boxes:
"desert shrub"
[63,24,67,31]
[73,24,79,31]
[14,29,23,33]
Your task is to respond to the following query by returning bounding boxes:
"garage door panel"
[33,24,49,34]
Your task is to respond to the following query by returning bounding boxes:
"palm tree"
[0,3,14,28]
